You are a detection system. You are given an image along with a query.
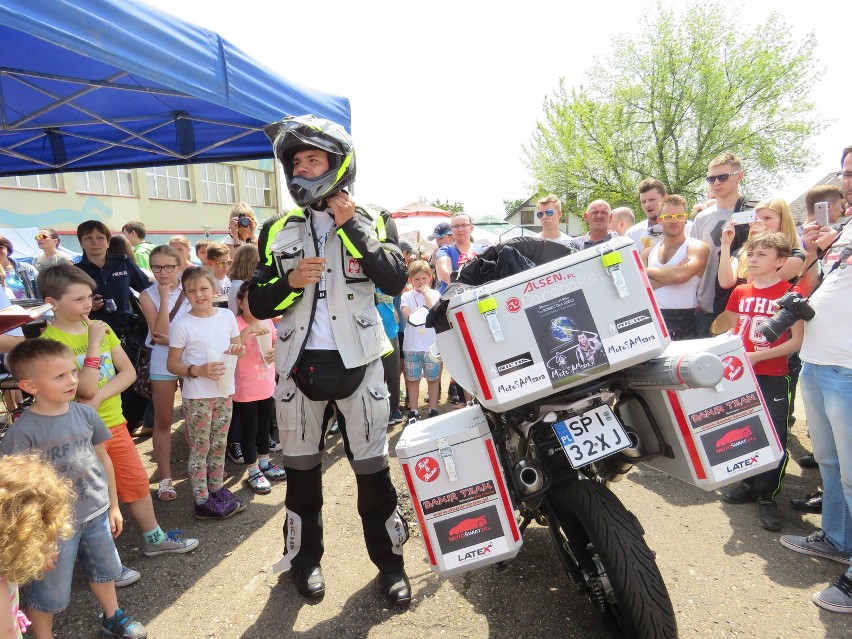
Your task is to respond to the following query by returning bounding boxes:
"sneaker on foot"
[758,498,782,532]
[428,408,439,418]
[407,410,418,423]
[260,462,287,481]
[245,469,272,494]
[791,488,823,514]
[388,408,403,426]
[227,442,245,464]
[194,495,239,520]
[114,565,141,588]
[780,530,852,565]
[813,573,852,613]
[722,481,757,504]
[212,486,247,514]
[142,530,199,557]
[100,608,147,639]
[268,436,283,453]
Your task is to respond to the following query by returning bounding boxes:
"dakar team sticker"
[722,356,744,381]
[415,456,440,482]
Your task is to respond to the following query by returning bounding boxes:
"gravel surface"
[50,390,849,639]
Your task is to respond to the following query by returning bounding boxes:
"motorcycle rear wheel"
[545,478,677,639]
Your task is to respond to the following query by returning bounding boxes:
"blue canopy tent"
[0,0,351,176]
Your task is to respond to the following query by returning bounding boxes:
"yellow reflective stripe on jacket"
[336,228,363,258]
[275,290,302,312]
[261,208,305,267]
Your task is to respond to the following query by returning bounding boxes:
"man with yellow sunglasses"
[640,195,709,340]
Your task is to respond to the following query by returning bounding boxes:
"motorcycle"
[412,303,684,638]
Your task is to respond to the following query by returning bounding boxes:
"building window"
[200,164,236,204]
[244,168,273,207]
[146,165,191,201]
[0,173,60,190]
[520,210,535,226]
[116,169,135,196]
[76,171,107,194]
[75,170,136,197]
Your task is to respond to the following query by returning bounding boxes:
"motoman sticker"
[492,362,551,401]
[601,322,660,365]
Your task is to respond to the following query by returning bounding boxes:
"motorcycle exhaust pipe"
[514,459,545,494]
[598,431,643,483]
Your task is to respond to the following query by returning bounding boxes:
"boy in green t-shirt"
[38,264,198,584]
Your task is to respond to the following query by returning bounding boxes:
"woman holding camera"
[225,202,260,259]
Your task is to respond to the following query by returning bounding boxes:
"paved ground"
[51,384,850,639]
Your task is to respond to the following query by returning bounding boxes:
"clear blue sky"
[143,0,851,216]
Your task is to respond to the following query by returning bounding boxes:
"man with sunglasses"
[640,195,709,340]
[568,200,619,253]
[536,194,572,246]
[689,152,755,336]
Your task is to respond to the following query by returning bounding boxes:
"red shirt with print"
[725,279,801,376]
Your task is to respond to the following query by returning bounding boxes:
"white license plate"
[552,405,631,469]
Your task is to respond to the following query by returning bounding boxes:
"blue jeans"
[26,509,121,613]
[800,363,852,566]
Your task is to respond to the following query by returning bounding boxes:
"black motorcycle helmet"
[264,115,355,208]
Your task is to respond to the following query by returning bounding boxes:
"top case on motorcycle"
[436,236,671,410]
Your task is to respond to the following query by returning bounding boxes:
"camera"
[103,298,117,313]
[756,292,815,342]
[238,212,251,228]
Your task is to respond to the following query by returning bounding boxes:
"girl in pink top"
[232,282,286,493]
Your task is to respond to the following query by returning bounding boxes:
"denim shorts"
[150,373,179,381]
[404,351,441,382]
[26,510,121,613]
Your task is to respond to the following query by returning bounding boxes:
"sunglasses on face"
[35,233,54,241]
[705,171,741,184]
[151,264,178,273]
[658,213,689,222]
[536,209,558,219]
[215,260,233,268]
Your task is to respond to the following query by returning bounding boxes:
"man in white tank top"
[640,195,710,340]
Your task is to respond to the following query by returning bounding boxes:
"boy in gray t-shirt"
[0,339,147,639]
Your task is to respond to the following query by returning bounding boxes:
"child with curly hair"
[0,454,74,639]
[0,339,147,638]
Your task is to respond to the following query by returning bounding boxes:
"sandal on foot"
[245,470,271,494]
[157,479,177,501]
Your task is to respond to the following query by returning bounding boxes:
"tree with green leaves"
[524,2,824,220]
[430,199,465,214]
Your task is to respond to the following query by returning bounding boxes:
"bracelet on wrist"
[83,357,101,370]
[186,364,198,379]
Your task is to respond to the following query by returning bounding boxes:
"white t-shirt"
[690,204,734,312]
[142,283,191,376]
[401,288,437,352]
[169,308,239,399]
[305,208,337,350]
[215,276,231,296]
[800,224,852,367]
[541,232,572,247]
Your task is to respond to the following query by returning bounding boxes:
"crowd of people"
[1,126,851,639]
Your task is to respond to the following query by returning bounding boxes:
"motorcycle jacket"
[247,204,408,372]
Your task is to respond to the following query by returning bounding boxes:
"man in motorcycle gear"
[248,115,411,606]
